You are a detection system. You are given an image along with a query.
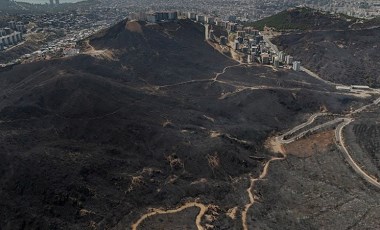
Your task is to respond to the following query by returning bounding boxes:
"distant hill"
[246,7,356,31]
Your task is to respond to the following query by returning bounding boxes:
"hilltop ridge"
[79,19,234,85]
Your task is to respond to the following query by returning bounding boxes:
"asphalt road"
[280,118,343,144]
[277,113,327,144]
[335,118,380,189]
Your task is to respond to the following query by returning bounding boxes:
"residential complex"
[134,10,302,71]
[0,21,25,50]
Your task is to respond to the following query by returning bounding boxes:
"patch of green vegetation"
[245,7,355,31]
[245,7,316,31]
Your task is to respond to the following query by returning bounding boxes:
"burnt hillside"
[273,27,380,87]
[0,19,368,229]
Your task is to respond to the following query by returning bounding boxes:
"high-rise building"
[4,28,11,35]
[205,24,209,40]
[251,46,259,56]
[15,22,25,33]
[234,40,239,50]
[227,22,237,32]
[206,16,214,24]
[285,55,294,65]
[8,21,16,30]
[209,29,214,40]
[147,14,158,23]
[1,37,7,46]
[187,12,196,20]
[237,31,245,38]
[15,32,21,42]
[274,57,280,68]
[168,12,177,20]
[255,35,263,44]
[247,54,253,64]
[156,12,169,21]
[278,51,286,63]
[196,15,205,23]
[293,61,301,71]
[261,53,270,64]
[55,0,59,4]
[216,20,227,28]
[272,55,278,63]
[49,0,54,5]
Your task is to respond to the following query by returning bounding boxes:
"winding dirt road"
[131,202,208,230]
[212,63,244,82]
[157,63,244,89]
[241,155,285,230]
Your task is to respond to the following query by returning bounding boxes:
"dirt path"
[81,40,117,60]
[131,202,208,230]
[157,63,244,90]
[206,40,243,64]
[157,79,214,89]
[212,63,245,82]
[241,155,285,230]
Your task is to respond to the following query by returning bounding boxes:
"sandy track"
[131,202,208,230]
[241,155,285,230]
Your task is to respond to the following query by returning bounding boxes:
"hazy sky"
[18,0,82,4]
